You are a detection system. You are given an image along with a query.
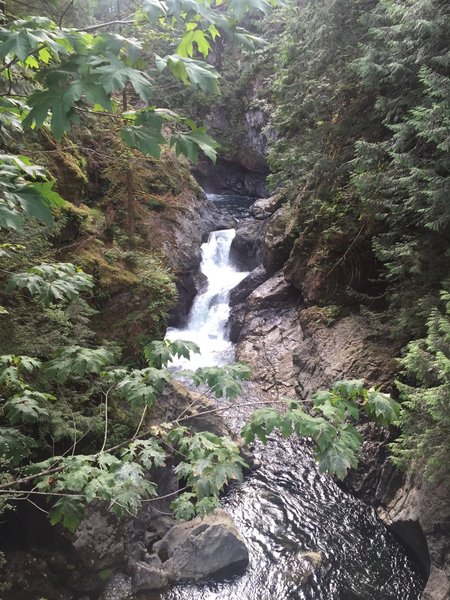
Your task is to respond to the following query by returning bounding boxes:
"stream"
[163,194,425,600]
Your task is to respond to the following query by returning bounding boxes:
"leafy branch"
[242,380,401,480]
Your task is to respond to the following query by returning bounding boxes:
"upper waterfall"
[166,228,249,369]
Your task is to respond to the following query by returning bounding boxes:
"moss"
[77,240,140,290]
[36,132,88,206]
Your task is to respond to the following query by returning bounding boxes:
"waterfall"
[162,195,425,600]
[166,228,249,369]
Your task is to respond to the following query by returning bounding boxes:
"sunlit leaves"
[177,28,211,59]
[242,380,400,480]
[7,263,93,305]
[144,339,200,367]
[156,53,220,94]
[190,362,252,399]
[0,17,77,63]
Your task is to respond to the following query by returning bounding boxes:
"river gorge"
[162,193,425,600]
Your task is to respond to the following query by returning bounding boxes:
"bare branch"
[79,19,135,32]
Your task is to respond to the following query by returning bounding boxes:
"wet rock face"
[193,157,269,198]
[262,207,295,275]
[378,472,450,600]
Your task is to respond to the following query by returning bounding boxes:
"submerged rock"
[283,551,323,585]
[132,558,169,592]
[100,573,133,600]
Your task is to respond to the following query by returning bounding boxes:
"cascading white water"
[162,195,425,600]
[166,229,249,369]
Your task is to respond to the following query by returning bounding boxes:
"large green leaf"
[366,389,401,425]
[144,339,200,367]
[228,0,273,19]
[0,155,65,231]
[177,28,211,59]
[156,53,220,94]
[171,128,219,162]
[6,180,65,227]
[319,440,358,480]
[48,496,85,533]
[23,82,83,140]
[4,390,51,425]
[191,362,251,399]
[45,346,115,383]
[120,125,165,158]
[0,19,76,63]
[7,263,94,305]
[88,52,153,101]
[142,0,168,20]
[0,427,35,466]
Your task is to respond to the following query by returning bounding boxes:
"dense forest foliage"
[0,0,448,554]
[0,0,277,532]
[266,0,449,483]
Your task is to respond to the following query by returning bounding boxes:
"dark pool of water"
[157,437,425,600]
[207,193,255,221]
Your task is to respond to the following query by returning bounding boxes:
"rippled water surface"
[161,194,425,600]
[161,437,424,600]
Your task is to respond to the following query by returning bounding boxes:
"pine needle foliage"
[391,291,450,484]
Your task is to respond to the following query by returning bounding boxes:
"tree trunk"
[126,167,136,248]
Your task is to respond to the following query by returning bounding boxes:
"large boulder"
[249,195,282,220]
[233,271,301,392]
[132,557,169,592]
[229,266,269,307]
[73,509,132,571]
[228,266,270,343]
[246,270,297,312]
[230,220,266,271]
[153,509,249,583]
